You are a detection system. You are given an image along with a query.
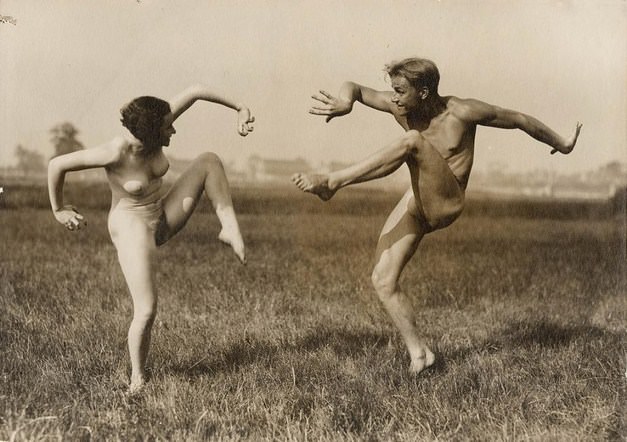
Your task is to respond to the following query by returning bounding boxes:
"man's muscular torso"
[392,96,477,188]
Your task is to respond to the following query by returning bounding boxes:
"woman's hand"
[237,107,255,137]
[54,205,86,231]
[309,90,353,122]
[551,122,582,155]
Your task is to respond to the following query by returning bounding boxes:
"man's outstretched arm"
[461,98,582,154]
[310,82,393,122]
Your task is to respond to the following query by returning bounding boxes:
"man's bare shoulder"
[444,96,493,123]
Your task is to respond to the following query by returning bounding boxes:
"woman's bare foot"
[291,173,336,201]
[129,375,145,394]
[215,206,246,264]
[218,228,246,264]
[409,348,435,375]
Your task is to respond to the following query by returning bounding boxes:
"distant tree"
[600,161,625,181]
[50,122,84,158]
[14,144,45,175]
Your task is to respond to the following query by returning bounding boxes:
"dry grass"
[0,186,625,440]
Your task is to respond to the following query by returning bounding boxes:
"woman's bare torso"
[105,138,170,207]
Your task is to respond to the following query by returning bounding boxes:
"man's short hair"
[385,58,440,94]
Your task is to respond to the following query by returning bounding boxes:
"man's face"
[390,75,421,116]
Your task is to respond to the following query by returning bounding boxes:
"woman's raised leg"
[160,152,245,263]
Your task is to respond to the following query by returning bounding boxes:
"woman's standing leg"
[109,212,158,392]
[160,152,245,263]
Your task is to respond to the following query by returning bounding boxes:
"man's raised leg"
[291,131,416,201]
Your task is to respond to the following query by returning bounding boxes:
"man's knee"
[400,130,427,157]
[371,263,398,300]
[133,304,157,325]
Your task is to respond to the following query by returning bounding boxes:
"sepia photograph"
[1,1,625,440]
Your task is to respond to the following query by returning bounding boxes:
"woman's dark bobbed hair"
[120,96,171,144]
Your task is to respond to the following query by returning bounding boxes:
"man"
[292,57,581,374]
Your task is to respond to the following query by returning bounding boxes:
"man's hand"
[551,122,582,155]
[309,90,353,122]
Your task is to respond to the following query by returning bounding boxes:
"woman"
[48,84,255,392]
[292,57,581,374]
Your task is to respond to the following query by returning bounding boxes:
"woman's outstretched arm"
[48,138,122,230]
[167,84,255,136]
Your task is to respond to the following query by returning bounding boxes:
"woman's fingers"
[66,213,86,230]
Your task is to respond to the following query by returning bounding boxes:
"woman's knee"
[195,152,223,171]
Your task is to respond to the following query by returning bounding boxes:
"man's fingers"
[310,104,331,112]
[309,108,331,115]
[311,94,330,104]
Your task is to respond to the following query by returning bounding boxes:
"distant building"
[247,155,311,182]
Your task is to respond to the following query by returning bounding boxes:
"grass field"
[1,185,625,440]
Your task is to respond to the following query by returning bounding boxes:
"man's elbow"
[503,112,529,131]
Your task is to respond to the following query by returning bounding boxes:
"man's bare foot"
[218,228,246,264]
[409,348,435,375]
[291,173,336,201]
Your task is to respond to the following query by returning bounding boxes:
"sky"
[0,0,625,175]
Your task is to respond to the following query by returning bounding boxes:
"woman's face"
[158,113,176,146]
